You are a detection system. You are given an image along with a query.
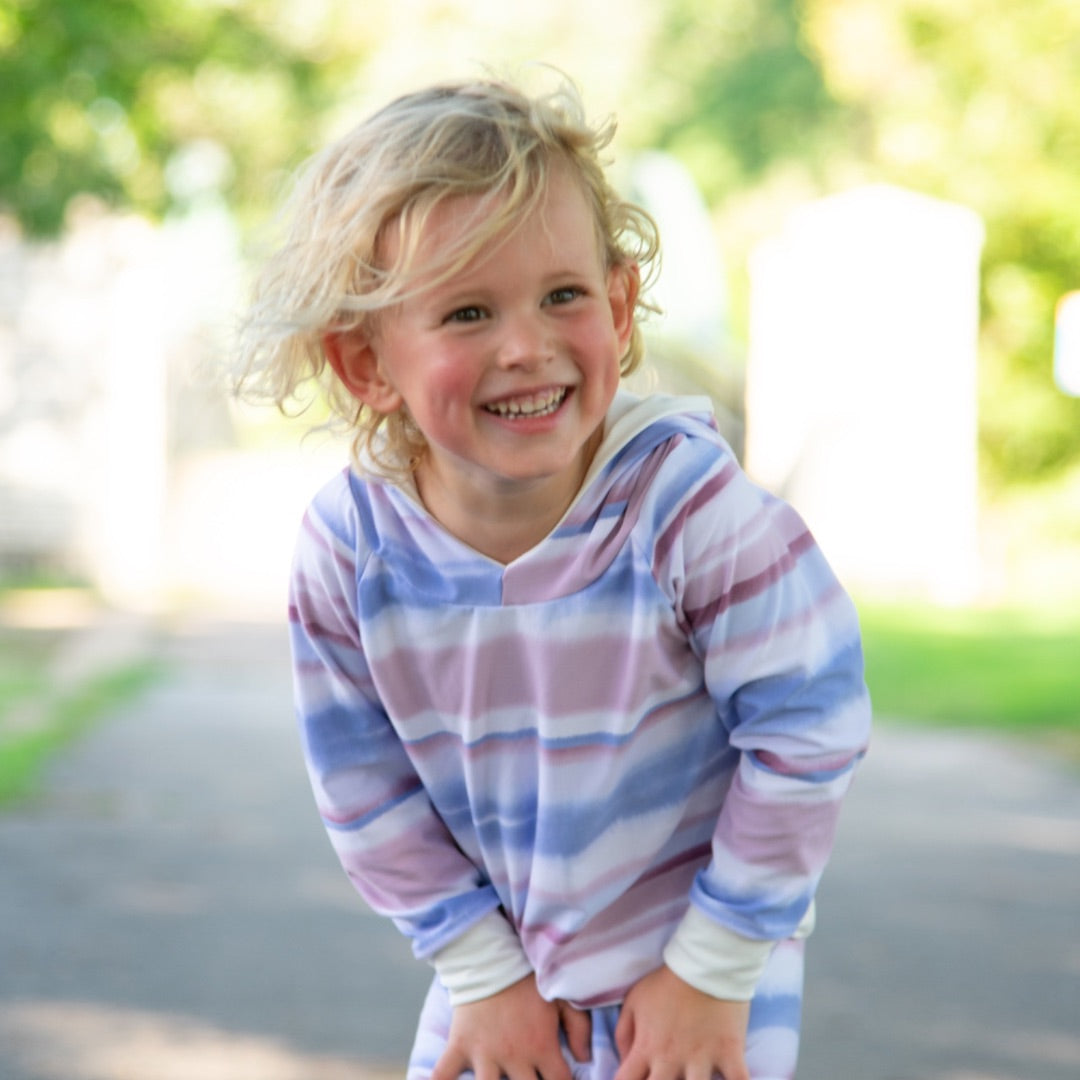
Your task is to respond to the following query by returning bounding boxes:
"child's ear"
[323,329,403,413]
[607,261,641,353]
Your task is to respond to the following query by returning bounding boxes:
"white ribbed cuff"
[430,910,533,1006]
[662,902,816,1002]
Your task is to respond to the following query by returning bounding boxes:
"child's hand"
[431,973,592,1080]
[613,966,751,1080]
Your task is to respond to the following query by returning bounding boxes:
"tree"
[633,0,848,200]
[0,0,366,234]
[637,0,1080,488]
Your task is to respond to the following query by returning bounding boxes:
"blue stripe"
[322,782,424,832]
[732,638,866,736]
[452,737,735,858]
[749,990,803,1031]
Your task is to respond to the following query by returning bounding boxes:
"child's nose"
[496,311,554,369]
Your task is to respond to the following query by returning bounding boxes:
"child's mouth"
[483,387,568,419]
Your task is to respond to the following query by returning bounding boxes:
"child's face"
[332,166,638,522]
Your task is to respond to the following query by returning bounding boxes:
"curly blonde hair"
[236,74,659,475]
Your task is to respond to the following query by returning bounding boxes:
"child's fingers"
[537,1044,576,1080]
[613,1004,634,1061]
[611,1045,650,1080]
[435,1047,566,1080]
[557,1000,593,1063]
[616,1049,744,1080]
[429,1043,469,1080]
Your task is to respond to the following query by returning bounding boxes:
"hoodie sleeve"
[651,429,871,1000]
[288,474,530,990]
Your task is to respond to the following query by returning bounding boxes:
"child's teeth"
[487,388,566,417]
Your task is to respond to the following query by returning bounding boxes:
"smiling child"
[238,75,871,1080]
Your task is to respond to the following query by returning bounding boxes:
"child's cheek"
[431,351,483,399]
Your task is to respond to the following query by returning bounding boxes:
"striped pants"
[406,938,806,1080]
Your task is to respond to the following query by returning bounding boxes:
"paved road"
[1,618,1078,1080]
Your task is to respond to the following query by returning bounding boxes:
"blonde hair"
[236,74,660,475]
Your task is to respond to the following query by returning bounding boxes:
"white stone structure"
[745,185,984,602]
[0,205,242,610]
[1055,290,1080,397]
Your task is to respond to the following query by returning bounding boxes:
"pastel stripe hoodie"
[288,392,871,1007]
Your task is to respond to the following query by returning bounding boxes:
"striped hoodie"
[288,391,871,1008]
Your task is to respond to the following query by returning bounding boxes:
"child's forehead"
[389,164,597,259]
[411,186,506,249]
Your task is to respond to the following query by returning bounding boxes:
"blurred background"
[2,0,1080,615]
[1,1,1078,1078]
[4,0,1078,751]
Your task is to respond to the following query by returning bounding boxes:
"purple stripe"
[653,462,738,570]
[374,632,692,725]
[686,528,815,628]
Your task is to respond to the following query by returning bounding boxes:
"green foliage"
[638,0,848,200]
[3,0,1078,486]
[0,0,363,234]
[639,0,1080,489]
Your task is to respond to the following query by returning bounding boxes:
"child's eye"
[546,286,583,306]
[446,305,486,324]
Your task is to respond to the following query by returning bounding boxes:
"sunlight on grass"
[858,600,1080,731]
[0,662,162,807]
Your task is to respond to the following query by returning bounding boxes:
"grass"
[0,623,162,807]
[857,600,1080,753]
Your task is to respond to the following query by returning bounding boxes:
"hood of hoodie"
[351,391,720,606]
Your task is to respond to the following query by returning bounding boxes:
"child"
[238,75,871,1080]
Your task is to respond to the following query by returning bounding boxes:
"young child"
[238,75,871,1080]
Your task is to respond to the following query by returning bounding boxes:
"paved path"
[1,618,1078,1079]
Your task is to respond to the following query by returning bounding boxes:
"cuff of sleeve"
[663,906,773,1001]
[430,910,534,1006]
[663,900,819,1002]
